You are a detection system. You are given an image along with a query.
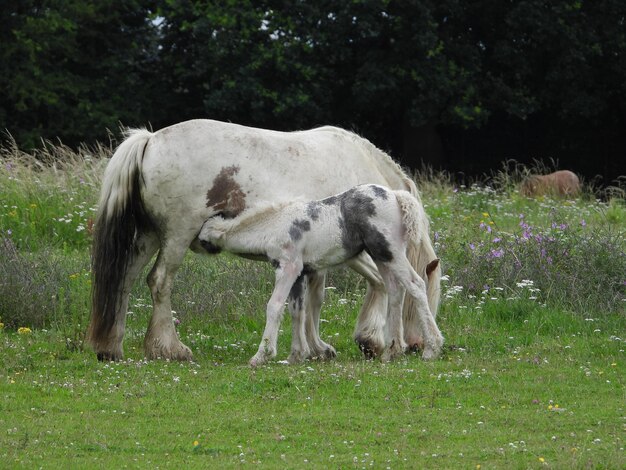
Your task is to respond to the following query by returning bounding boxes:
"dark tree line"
[1,1,625,181]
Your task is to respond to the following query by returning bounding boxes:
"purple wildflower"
[490,248,504,258]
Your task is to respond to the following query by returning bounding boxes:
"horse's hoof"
[406,336,425,353]
[323,346,337,360]
[96,351,123,362]
[357,339,382,359]
[144,340,194,361]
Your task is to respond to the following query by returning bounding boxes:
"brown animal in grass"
[520,170,581,197]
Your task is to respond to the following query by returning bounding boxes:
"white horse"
[87,119,441,361]
[199,184,444,366]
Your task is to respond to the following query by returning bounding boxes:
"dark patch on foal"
[206,165,246,218]
[371,185,389,199]
[288,273,307,312]
[321,195,339,206]
[337,187,393,262]
[289,219,311,241]
[306,202,322,221]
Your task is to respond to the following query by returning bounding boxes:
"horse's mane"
[352,130,422,202]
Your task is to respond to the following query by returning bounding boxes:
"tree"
[0,0,159,147]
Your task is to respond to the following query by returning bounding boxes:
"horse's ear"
[426,258,440,278]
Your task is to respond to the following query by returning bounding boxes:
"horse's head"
[520,175,542,197]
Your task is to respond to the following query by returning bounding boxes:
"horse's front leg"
[347,253,387,358]
[145,242,193,361]
[303,271,336,360]
[377,264,408,362]
[250,260,302,367]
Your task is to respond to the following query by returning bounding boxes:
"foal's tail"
[86,129,154,353]
[394,185,441,317]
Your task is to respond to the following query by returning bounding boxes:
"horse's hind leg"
[303,271,337,360]
[94,232,159,361]
[145,241,193,361]
[287,275,310,364]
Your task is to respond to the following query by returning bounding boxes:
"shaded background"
[1,1,624,183]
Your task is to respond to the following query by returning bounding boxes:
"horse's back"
[138,120,410,234]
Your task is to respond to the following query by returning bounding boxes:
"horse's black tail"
[86,129,153,357]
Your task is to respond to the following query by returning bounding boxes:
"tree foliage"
[1,1,624,178]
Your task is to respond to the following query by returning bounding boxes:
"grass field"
[1,144,624,468]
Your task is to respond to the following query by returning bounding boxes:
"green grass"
[1,145,625,468]
[1,302,624,468]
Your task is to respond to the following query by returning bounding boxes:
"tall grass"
[1,141,624,334]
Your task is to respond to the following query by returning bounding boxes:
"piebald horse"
[199,184,444,366]
[87,119,441,361]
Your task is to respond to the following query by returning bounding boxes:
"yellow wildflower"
[17,327,32,335]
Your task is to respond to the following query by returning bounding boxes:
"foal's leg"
[287,275,311,364]
[93,231,159,361]
[145,242,194,361]
[250,260,303,367]
[346,253,387,358]
[387,256,444,360]
[303,271,337,360]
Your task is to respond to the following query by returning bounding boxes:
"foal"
[199,184,444,366]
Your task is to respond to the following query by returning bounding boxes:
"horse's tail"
[86,129,154,352]
[394,184,441,317]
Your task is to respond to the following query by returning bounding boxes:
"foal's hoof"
[422,335,444,361]
[249,355,267,368]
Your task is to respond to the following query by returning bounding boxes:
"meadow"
[1,142,624,469]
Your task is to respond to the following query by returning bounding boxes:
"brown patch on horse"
[520,170,580,197]
[206,165,247,217]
